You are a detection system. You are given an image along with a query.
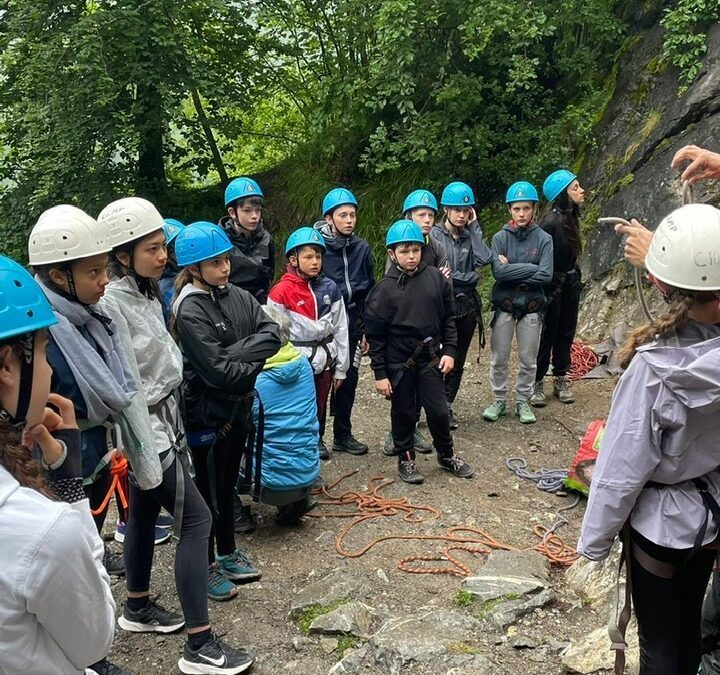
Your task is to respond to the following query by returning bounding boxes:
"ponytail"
[169,268,194,339]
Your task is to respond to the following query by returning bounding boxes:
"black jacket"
[219,217,276,303]
[174,283,281,428]
[540,209,581,291]
[364,263,457,381]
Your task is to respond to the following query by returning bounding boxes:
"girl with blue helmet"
[530,169,586,408]
[0,255,117,674]
[173,222,281,611]
[429,181,493,429]
[158,217,185,324]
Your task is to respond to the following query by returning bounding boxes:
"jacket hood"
[261,343,304,383]
[640,321,720,412]
[219,215,267,246]
[171,283,207,317]
[383,261,428,289]
[501,221,539,240]
[0,466,18,509]
[313,220,358,251]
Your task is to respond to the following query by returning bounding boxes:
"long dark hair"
[552,190,582,257]
[0,340,54,498]
[109,239,162,301]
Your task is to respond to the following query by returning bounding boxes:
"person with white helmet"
[0,256,116,675]
[172,221,280,604]
[99,198,256,674]
[578,204,720,674]
[219,176,275,303]
[429,181,493,429]
[364,220,474,485]
[482,181,553,426]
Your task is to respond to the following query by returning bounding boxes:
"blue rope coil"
[506,457,568,493]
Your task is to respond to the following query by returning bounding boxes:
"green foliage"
[449,641,480,655]
[454,589,476,607]
[295,599,350,635]
[336,634,361,657]
[661,0,720,90]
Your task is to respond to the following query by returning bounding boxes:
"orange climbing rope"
[309,471,579,576]
[568,340,600,381]
[90,450,129,517]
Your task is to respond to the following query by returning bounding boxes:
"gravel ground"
[104,345,618,674]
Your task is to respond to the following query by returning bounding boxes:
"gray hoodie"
[578,321,720,561]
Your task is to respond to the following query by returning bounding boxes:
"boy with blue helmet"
[430,181,493,429]
[268,227,349,461]
[483,182,553,425]
[365,221,473,485]
[314,187,373,456]
[219,176,275,303]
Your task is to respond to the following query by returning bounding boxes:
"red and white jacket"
[268,269,350,378]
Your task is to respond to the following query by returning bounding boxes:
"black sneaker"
[234,504,256,534]
[438,455,474,478]
[318,439,330,460]
[85,658,132,675]
[178,633,255,674]
[118,598,185,634]
[398,459,424,484]
[103,549,125,577]
[448,407,459,430]
[332,435,368,455]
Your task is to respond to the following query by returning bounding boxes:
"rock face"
[329,608,492,675]
[561,625,640,675]
[462,550,550,602]
[577,21,720,340]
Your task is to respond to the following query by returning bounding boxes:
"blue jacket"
[158,269,177,325]
[253,344,320,490]
[313,221,374,323]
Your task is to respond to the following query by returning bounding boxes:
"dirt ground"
[105,344,618,674]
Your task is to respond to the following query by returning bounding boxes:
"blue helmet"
[285,227,327,256]
[322,188,358,216]
[162,218,185,246]
[386,220,424,248]
[0,255,58,342]
[440,181,475,207]
[543,170,577,202]
[175,221,233,267]
[224,177,264,208]
[403,189,438,214]
[505,181,539,204]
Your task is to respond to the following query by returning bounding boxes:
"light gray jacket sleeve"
[577,357,674,560]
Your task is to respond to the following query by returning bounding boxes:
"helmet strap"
[0,334,35,429]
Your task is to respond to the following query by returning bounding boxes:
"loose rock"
[463,550,550,602]
[309,601,376,639]
[290,568,371,619]
[485,588,556,630]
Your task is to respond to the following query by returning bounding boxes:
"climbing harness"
[293,334,336,371]
[388,337,440,389]
[600,180,696,324]
[308,470,579,576]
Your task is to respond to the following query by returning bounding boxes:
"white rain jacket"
[579,321,720,560]
[102,276,184,458]
[0,466,115,673]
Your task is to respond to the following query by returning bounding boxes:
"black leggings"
[444,313,477,404]
[192,426,246,564]
[124,451,212,629]
[630,530,716,675]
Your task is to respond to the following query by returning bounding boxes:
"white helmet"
[28,205,111,266]
[645,204,720,291]
[98,197,165,249]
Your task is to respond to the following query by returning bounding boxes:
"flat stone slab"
[309,601,375,639]
[290,568,370,619]
[485,588,556,630]
[463,550,550,602]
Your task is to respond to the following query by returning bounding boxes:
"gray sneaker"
[413,427,433,454]
[482,399,507,422]
[530,381,546,408]
[515,400,537,424]
[554,376,575,404]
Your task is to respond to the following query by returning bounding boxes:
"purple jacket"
[579,321,720,560]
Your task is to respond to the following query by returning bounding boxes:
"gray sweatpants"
[489,311,542,401]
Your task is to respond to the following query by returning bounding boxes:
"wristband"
[41,439,68,471]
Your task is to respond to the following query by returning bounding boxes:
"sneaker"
[85,658,132,675]
[530,381,546,408]
[554,376,575,404]
[178,632,255,674]
[156,512,175,529]
[207,563,238,602]
[448,407,459,430]
[103,548,125,577]
[438,455,474,478]
[482,400,507,422]
[118,598,185,633]
[318,439,330,460]
[413,427,433,454]
[515,400,537,424]
[216,550,262,582]
[383,431,397,456]
[233,504,256,534]
[398,459,424,485]
[114,521,172,546]
[332,435,368,455]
